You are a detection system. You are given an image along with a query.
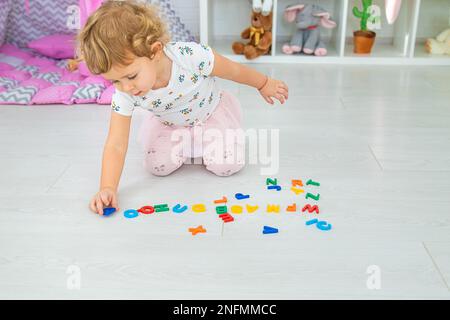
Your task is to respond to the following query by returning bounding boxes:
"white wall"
[416,0,450,40]
[171,0,200,38]
[209,0,253,39]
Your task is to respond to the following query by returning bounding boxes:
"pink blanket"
[0,44,114,105]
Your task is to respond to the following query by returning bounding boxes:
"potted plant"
[352,0,377,54]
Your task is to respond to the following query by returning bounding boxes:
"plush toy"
[282,4,336,56]
[232,10,273,60]
[425,29,450,55]
[251,0,273,16]
[385,0,402,24]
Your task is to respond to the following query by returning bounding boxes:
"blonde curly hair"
[77,0,170,75]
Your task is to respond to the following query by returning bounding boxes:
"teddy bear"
[232,10,273,60]
[425,29,450,55]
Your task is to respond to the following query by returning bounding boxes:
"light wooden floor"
[0,64,449,299]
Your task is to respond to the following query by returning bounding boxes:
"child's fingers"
[275,93,285,104]
[89,199,97,213]
[277,87,288,99]
[264,96,274,105]
[96,198,104,215]
[100,193,111,206]
[112,194,119,211]
[277,81,288,90]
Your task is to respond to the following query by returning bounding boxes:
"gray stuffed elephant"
[282,3,336,56]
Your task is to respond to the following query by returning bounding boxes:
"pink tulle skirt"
[137,90,243,158]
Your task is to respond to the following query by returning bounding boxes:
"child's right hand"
[258,77,289,105]
[89,187,119,215]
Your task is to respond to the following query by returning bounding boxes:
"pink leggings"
[138,90,245,177]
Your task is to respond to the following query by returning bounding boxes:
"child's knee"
[143,151,185,176]
[205,161,245,177]
[203,143,245,176]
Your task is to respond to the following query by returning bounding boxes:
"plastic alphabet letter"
[219,213,234,223]
[124,209,139,219]
[231,205,243,214]
[138,206,155,214]
[267,204,280,213]
[213,196,228,204]
[246,204,259,213]
[103,207,116,216]
[291,187,304,195]
[192,204,207,213]
[292,179,303,187]
[302,204,320,214]
[306,179,320,187]
[317,221,332,231]
[235,193,250,200]
[305,219,318,226]
[154,204,170,212]
[286,203,297,212]
[263,226,279,234]
[216,206,228,214]
[188,225,207,236]
[172,204,188,213]
[305,193,320,201]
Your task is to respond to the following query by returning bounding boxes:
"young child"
[78,0,289,215]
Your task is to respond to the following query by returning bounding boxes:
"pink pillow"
[77,61,93,77]
[0,70,31,82]
[39,65,66,75]
[25,56,55,68]
[0,44,33,60]
[20,78,52,90]
[28,34,75,59]
[97,85,115,104]
[31,84,77,105]
[0,62,14,71]
[60,72,85,82]
[82,75,110,87]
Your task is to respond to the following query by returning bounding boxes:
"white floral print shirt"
[110,41,221,127]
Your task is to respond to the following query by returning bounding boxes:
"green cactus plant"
[352,0,373,31]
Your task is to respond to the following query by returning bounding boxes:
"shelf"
[413,0,450,60]
[413,42,450,64]
[275,39,339,58]
[344,40,406,58]
[208,38,275,64]
[209,38,343,64]
[200,0,450,65]
[207,38,450,65]
[276,0,347,56]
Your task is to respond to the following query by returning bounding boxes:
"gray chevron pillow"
[0,85,39,104]
[0,76,19,90]
[15,64,40,75]
[34,72,61,84]
[0,0,11,46]
[71,83,106,103]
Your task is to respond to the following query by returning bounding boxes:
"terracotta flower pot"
[353,30,376,54]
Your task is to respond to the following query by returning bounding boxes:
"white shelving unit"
[199,0,450,65]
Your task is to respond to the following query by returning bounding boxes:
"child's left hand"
[258,77,289,105]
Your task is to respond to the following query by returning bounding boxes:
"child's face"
[102,55,158,97]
